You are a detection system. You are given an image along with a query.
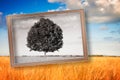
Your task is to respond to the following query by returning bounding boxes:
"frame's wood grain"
[7,16,15,67]
[6,9,88,67]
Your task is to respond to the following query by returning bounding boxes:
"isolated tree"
[27,18,63,55]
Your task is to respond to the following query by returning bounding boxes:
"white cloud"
[95,0,120,13]
[0,12,3,25]
[63,0,82,9]
[0,12,2,15]
[7,12,25,16]
[48,0,120,23]
[48,0,83,9]
[87,0,120,23]
[20,12,24,14]
[99,8,105,13]
[48,0,61,3]
[88,16,112,23]
[48,6,69,12]
[113,0,120,13]
[95,0,110,8]
[100,26,109,30]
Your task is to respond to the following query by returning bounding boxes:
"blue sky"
[0,0,62,14]
[0,0,120,56]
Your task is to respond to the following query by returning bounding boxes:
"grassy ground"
[0,56,120,80]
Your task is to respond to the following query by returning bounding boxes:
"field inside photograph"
[7,9,88,67]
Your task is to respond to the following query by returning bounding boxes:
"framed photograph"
[7,9,88,67]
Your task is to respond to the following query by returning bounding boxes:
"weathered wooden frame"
[6,9,88,67]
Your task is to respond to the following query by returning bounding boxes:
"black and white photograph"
[7,9,88,67]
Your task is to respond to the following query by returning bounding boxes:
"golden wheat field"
[0,56,120,80]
